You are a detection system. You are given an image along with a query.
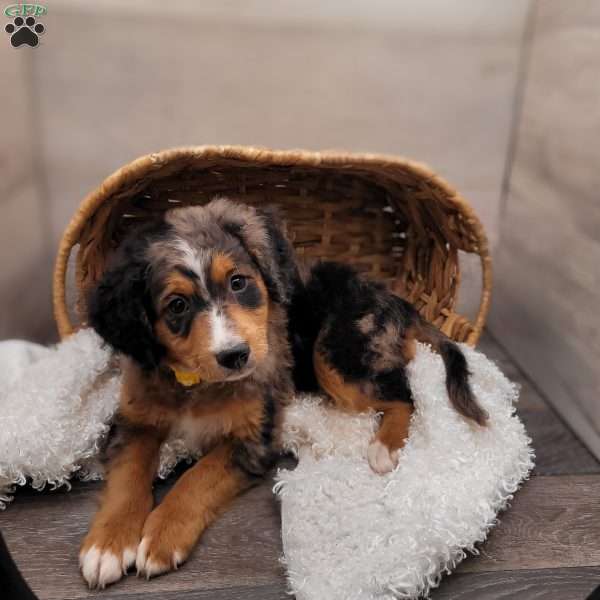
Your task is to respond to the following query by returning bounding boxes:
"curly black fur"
[88,221,170,370]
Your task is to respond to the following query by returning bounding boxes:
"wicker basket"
[53,146,492,345]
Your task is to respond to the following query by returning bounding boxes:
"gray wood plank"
[478,332,546,412]
[518,409,600,475]
[103,583,289,600]
[433,567,600,600]
[4,472,600,600]
[0,479,286,600]
[459,475,600,573]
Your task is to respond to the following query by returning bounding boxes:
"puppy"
[79,198,300,588]
[289,261,488,474]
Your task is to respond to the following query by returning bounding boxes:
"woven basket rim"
[53,145,492,343]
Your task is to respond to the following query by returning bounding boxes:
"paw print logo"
[5,15,45,47]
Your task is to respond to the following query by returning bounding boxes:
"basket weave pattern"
[53,146,491,345]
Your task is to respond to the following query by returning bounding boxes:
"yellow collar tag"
[173,369,201,387]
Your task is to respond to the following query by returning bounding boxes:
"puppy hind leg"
[313,349,374,412]
[368,402,413,475]
[314,349,414,475]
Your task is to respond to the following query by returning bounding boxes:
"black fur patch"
[288,283,321,392]
[291,261,418,402]
[235,280,263,309]
[439,340,488,425]
[373,369,413,403]
[259,207,302,306]
[222,208,301,306]
[163,293,208,337]
[231,390,278,478]
[88,221,171,369]
[292,260,486,424]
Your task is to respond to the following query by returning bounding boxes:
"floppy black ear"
[87,253,164,370]
[256,206,302,305]
[223,205,300,305]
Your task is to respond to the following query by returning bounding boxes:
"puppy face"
[88,198,299,383]
[152,247,269,383]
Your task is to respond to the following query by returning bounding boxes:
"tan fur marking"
[160,272,196,304]
[314,348,413,459]
[314,350,374,412]
[155,311,222,382]
[370,321,401,371]
[398,323,418,364]
[118,363,179,431]
[226,275,270,366]
[228,394,265,441]
[210,252,235,286]
[227,303,269,364]
[183,393,265,449]
[376,403,413,452]
[402,333,416,362]
[119,361,270,456]
[357,313,376,334]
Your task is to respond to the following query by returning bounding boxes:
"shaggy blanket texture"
[0,331,534,599]
[0,330,199,507]
[275,343,534,599]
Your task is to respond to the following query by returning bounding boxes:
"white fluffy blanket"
[0,330,534,599]
[275,344,534,599]
[0,330,199,506]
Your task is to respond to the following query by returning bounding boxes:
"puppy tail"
[415,323,488,426]
[439,340,488,426]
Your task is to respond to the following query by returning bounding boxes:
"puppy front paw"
[367,439,399,475]
[79,528,140,589]
[135,535,185,578]
[135,505,194,579]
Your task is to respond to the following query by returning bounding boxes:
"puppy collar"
[172,369,202,387]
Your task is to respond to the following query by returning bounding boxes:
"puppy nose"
[216,344,250,370]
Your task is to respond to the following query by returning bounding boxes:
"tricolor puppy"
[290,261,489,474]
[79,198,299,589]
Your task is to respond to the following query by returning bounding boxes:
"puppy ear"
[224,205,300,305]
[256,206,301,304]
[87,253,163,369]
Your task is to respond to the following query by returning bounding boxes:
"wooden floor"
[1,331,599,600]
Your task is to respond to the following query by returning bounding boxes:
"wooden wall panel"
[489,0,600,457]
[33,1,529,322]
[0,43,54,341]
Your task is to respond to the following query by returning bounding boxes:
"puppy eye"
[167,296,189,315]
[230,274,247,292]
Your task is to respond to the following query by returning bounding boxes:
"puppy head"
[88,198,298,383]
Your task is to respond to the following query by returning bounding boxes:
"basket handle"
[467,250,492,345]
[53,226,492,345]
[53,210,87,339]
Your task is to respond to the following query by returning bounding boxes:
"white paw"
[79,544,136,589]
[367,439,399,475]
[135,536,183,579]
